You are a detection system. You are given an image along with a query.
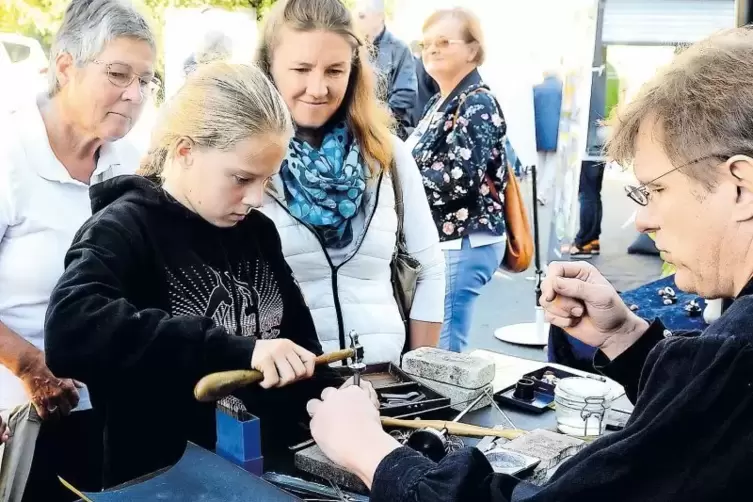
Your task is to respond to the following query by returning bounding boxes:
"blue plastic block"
[215,446,264,476]
[215,408,262,461]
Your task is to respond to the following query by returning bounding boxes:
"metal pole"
[531,164,543,306]
[736,0,753,27]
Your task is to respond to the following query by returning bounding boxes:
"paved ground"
[466,167,663,360]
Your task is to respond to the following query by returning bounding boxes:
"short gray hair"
[48,0,155,96]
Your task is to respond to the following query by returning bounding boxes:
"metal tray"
[493,366,580,414]
[337,363,451,418]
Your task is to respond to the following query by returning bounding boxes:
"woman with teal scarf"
[280,123,366,248]
[256,0,445,365]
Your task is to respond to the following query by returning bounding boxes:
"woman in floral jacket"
[406,8,507,352]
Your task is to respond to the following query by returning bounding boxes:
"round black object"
[513,378,536,401]
[406,428,447,463]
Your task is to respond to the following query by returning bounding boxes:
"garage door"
[603,0,735,45]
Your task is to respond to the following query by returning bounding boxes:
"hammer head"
[348,331,365,365]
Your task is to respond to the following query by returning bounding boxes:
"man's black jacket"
[372,280,753,502]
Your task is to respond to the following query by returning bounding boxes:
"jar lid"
[555,377,610,401]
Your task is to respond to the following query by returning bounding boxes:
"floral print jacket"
[409,69,507,241]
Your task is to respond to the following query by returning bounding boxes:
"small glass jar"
[554,377,612,437]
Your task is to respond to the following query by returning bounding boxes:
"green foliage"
[0,0,282,86]
[247,0,278,20]
[341,0,396,17]
[0,0,67,51]
[0,0,380,48]
[0,0,384,73]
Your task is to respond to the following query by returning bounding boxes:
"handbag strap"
[452,87,505,204]
[485,171,502,203]
[390,160,407,253]
[451,87,494,126]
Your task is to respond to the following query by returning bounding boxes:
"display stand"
[495,164,549,346]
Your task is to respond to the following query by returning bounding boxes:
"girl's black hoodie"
[44,175,342,488]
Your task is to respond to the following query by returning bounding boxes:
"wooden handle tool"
[194,348,355,402]
[380,417,526,440]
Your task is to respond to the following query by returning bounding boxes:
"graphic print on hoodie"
[44,175,342,488]
[167,259,284,340]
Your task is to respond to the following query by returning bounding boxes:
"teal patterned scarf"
[280,123,367,249]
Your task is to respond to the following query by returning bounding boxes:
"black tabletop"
[465,402,557,431]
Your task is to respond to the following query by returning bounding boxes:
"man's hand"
[251,339,316,389]
[540,261,649,359]
[0,415,9,443]
[308,386,401,489]
[340,376,380,409]
[18,353,80,420]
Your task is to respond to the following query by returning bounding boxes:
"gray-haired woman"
[0,0,156,499]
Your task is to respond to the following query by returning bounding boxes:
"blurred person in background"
[183,29,234,77]
[570,103,611,257]
[256,0,444,364]
[406,8,508,353]
[352,0,417,139]
[569,159,606,257]
[532,70,562,206]
[0,0,156,499]
[408,39,440,127]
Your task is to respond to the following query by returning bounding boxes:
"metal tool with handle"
[347,331,365,387]
[451,393,486,424]
[380,417,526,440]
[194,348,355,402]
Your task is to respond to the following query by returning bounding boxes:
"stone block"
[295,444,368,494]
[402,347,494,389]
[502,429,586,485]
[410,375,492,412]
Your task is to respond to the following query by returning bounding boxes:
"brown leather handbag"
[486,168,533,273]
[453,88,534,273]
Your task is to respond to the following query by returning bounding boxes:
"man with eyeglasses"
[306,27,753,502]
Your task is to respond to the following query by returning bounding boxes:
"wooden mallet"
[194,348,355,402]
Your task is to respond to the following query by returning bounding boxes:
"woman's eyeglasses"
[92,60,161,96]
[418,37,467,51]
[624,154,726,206]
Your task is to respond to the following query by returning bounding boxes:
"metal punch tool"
[348,330,366,387]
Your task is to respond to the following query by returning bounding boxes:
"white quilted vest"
[259,172,404,365]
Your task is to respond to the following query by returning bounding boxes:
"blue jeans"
[440,237,507,352]
[574,161,605,246]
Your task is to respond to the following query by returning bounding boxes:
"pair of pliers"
[302,481,355,501]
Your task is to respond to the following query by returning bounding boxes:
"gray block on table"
[294,444,368,494]
[503,429,586,484]
[402,347,495,389]
[409,375,492,412]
